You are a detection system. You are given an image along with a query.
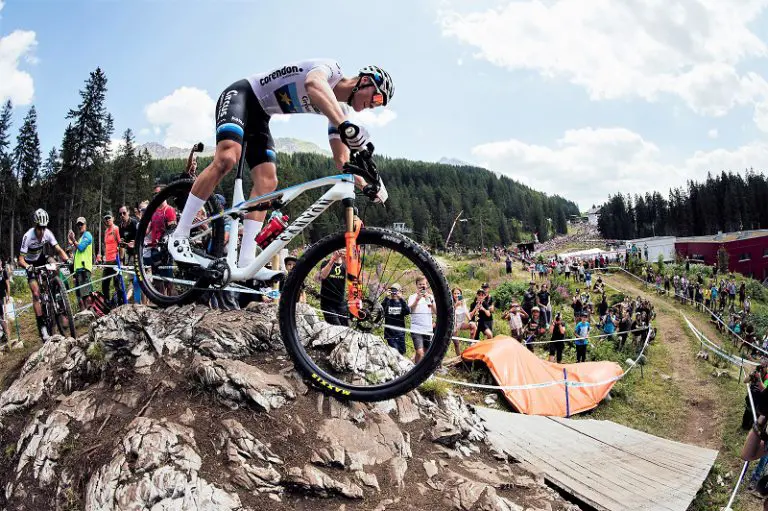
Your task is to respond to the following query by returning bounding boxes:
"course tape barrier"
[452,326,651,347]
[435,325,652,392]
[683,316,758,368]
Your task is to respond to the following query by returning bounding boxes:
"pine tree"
[58,68,114,229]
[9,105,42,257]
[0,100,14,259]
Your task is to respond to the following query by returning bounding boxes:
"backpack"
[88,291,112,317]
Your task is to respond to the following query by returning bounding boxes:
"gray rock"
[328,330,414,384]
[193,356,296,411]
[74,310,96,328]
[220,419,283,493]
[85,417,242,510]
[286,464,364,499]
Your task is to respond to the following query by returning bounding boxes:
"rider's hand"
[338,121,370,151]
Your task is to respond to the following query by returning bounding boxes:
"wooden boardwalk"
[477,407,718,511]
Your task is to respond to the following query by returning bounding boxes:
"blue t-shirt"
[711,287,718,300]
[575,321,590,345]
[603,318,616,335]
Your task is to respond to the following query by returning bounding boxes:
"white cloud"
[349,109,397,128]
[439,1,768,118]
[145,87,215,147]
[457,58,463,66]
[708,128,718,139]
[471,127,768,209]
[0,28,37,106]
[755,101,768,133]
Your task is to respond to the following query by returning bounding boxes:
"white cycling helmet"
[33,208,49,227]
[350,66,395,106]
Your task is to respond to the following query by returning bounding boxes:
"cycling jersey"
[215,59,349,167]
[246,59,344,116]
[20,227,59,265]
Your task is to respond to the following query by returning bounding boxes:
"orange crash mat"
[461,336,623,417]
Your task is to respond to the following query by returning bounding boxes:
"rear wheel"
[51,276,76,337]
[279,227,453,402]
[135,179,225,307]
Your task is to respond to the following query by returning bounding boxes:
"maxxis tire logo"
[260,65,303,86]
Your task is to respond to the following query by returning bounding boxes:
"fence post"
[739,357,744,383]
[563,368,570,418]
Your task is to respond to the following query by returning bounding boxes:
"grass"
[419,377,450,399]
[578,330,687,438]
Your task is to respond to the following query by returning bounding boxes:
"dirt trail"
[603,273,728,450]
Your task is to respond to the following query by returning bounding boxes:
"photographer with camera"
[502,300,527,341]
[381,283,410,356]
[548,311,566,363]
[745,365,768,430]
[741,386,768,502]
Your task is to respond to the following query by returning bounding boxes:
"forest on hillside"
[0,67,578,260]
[598,171,768,240]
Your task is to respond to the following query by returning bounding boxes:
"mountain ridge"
[138,138,330,160]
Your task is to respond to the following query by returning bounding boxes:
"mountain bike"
[32,261,76,338]
[135,145,453,401]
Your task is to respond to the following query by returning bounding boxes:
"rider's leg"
[238,160,277,268]
[176,140,242,237]
[28,278,46,337]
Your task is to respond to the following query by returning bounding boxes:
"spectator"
[537,283,551,324]
[523,306,546,352]
[574,312,590,362]
[469,287,494,341]
[67,217,93,311]
[381,283,410,356]
[408,275,437,363]
[318,249,348,326]
[571,289,583,320]
[502,300,527,341]
[101,212,122,303]
[618,310,631,351]
[0,259,10,343]
[137,200,152,304]
[117,205,138,265]
[451,287,475,355]
[522,281,537,317]
[149,186,177,298]
[603,309,617,337]
[505,253,512,274]
[597,294,608,323]
[744,365,768,430]
[548,311,566,363]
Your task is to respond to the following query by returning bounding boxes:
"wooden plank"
[477,407,718,511]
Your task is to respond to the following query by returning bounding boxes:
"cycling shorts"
[215,79,277,168]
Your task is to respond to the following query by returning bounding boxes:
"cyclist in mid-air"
[18,209,70,340]
[168,60,394,273]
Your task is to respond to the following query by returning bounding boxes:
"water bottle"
[255,212,289,248]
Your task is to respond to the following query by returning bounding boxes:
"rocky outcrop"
[0,304,579,510]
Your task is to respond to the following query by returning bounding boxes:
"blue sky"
[2,0,768,210]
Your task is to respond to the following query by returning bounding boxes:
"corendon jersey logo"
[259,65,303,86]
[218,89,238,120]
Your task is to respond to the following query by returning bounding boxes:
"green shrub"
[419,377,450,399]
[747,279,765,302]
[609,293,626,306]
[493,281,530,310]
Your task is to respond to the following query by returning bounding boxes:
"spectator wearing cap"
[502,300,527,341]
[522,306,546,352]
[574,312,590,362]
[381,283,410,355]
[100,212,122,302]
[67,217,94,311]
[280,255,305,303]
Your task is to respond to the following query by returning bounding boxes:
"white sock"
[238,219,263,268]
[176,194,207,237]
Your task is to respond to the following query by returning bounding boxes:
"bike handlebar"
[344,143,382,201]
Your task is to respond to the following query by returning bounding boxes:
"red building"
[675,230,768,279]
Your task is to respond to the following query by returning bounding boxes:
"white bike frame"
[190,158,357,283]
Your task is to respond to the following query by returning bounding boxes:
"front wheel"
[51,277,76,338]
[279,227,454,402]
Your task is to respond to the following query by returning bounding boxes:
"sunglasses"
[366,78,386,107]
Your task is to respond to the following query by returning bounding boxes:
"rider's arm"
[17,254,28,270]
[54,244,69,262]
[329,138,349,170]
[305,68,347,126]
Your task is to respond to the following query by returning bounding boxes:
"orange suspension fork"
[344,202,365,319]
